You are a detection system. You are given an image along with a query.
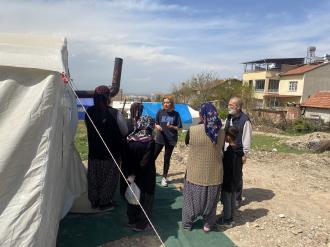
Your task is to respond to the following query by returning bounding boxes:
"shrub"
[218,108,228,120]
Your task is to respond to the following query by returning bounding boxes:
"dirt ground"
[106,132,330,247]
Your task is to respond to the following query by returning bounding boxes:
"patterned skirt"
[87,159,119,207]
[182,180,221,229]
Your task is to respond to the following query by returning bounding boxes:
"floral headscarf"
[199,103,222,144]
[127,115,155,142]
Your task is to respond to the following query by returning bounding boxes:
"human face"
[163,98,171,110]
[228,99,239,115]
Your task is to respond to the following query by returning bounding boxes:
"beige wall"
[243,71,267,81]
[243,71,279,101]
[278,74,304,102]
[304,107,330,123]
[303,63,330,102]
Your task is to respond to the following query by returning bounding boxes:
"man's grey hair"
[231,96,243,109]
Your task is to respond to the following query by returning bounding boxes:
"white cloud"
[1,0,330,93]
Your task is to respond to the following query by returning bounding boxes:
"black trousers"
[236,171,243,201]
[154,143,175,177]
[127,192,154,229]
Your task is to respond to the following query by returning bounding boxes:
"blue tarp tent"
[77,98,93,120]
[142,102,193,124]
[76,100,199,128]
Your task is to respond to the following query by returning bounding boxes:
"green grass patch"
[178,130,187,142]
[75,121,311,159]
[75,121,88,161]
[252,134,310,154]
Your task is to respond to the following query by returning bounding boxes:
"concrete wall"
[254,109,287,124]
[303,63,330,102]
[304,107,330,123]
[286,106,301,120]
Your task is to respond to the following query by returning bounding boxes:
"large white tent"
[0,33,86,247]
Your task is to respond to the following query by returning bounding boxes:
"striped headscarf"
[199,103,222,144]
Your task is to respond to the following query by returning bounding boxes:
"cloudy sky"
[1,0,330,94]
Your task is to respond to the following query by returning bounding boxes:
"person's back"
[122,115,156,232]
[217,126,242,228]
[86,105,123,160]
[84,85,128,210]
[186,124,224,186]
[125,139,155,194]
[222,145,243,193]
[182,102,223,232]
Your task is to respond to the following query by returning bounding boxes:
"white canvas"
[0,34,86,247]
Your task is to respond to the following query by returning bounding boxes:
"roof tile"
[302,91,330,109]
[281,62,329,76]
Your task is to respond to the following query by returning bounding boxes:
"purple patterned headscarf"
[127,115,155,142]
[199,103,222,144]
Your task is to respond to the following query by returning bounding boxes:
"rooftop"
[281,62,329,76]
[302,91,330,109]
[242,58,305,65]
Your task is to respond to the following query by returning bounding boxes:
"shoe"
[216,217,233,228]
[99,202,114,211]
[182,224,192,231]
[161,177,168,187]
[132,224,152,232]
[126,222,136,228]
[203,226,211,233]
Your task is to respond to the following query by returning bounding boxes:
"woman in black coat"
[122,115,156,232]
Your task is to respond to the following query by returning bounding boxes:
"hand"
[168,124,178,130]
[155,124,162,131]
[242,155,247,164]
[127,175,135,183]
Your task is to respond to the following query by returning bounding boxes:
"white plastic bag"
[125,182,141,205]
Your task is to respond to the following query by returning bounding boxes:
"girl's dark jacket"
[222,145,244,192]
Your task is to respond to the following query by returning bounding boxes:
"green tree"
[214,78,255,113]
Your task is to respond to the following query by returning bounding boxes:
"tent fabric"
[76,100,200,128]
[0,33,68,73]
[0,34,86,247]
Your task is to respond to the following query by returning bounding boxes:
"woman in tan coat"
[182,103,224,232]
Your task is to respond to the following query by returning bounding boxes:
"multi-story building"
[243,50,330,108]
[242,57,304,107]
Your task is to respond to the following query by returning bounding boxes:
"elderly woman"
[122,115,156,232]
[85,85,128,210]
[182,103,224,232]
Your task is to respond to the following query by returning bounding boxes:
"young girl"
[154,96,182,187]
[217,126,244,227]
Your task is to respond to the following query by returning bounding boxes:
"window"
[249,80,253,87]
[289,81,298,92]
[268,80,279,92]
[255,80,265,92]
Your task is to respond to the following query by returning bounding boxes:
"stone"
[279,214,285,218]
[292,229,303,235]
